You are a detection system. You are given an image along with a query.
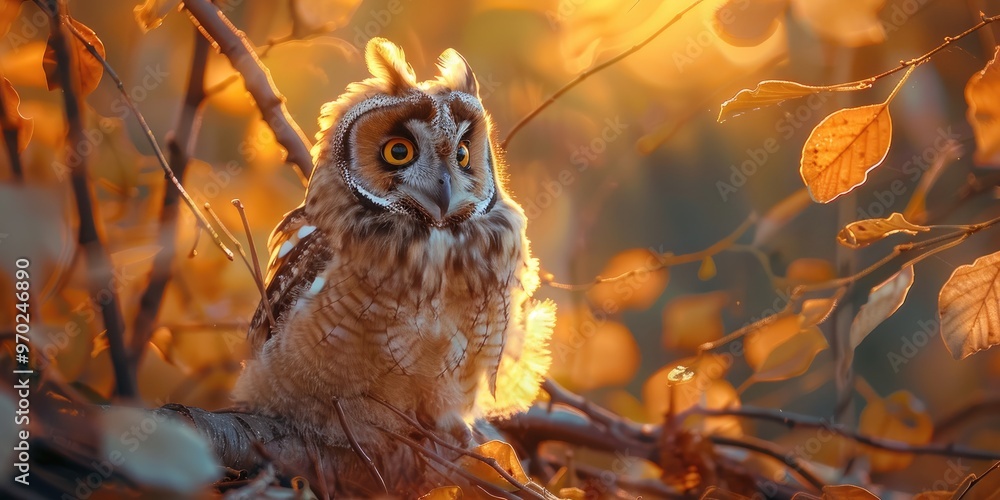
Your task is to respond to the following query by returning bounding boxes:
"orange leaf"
[858,390,932,472]
[133,0,181,32]
[939,249,1000,359]
[587,248,669,313]
[821,484,879,499]
[749,325,828,383]
[42,18,106,96]
[719,80,867,123]
[662,292,729,350]
[456,441,530,492]
[800,103,892,203]
[837,213,929,249]
[966,46,1000,166]
[787,258,836,286]
[850,266,914,350]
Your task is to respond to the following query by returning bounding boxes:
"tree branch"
[182,0,314,184]
[44,0,136,399]
[129,28,211,370]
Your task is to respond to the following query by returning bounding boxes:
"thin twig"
[130,27,212,368]
[332,397,387,494]
[43,0,136,398]
[693,407,1000,462]
[232,199,275,327]
[183,0,314,183]
[708,435,825,491]
[501,0,707,149]
[543,211,757,291]
[31,0,236,261]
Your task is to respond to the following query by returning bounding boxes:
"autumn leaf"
[821,484,879,499]
[850,266,914,350]
[698,256,717,280]
[800,288,844,328]
[747,325,828,384]
[701,485,751,499]
[949,461,1000,499]
[587,248,669,313]
[420,486,463,500]
[133,0,181,32]
[456,441,530,492]
[42,18,106,96]
[0,77,33,151]
[939,249,1000,359]
[800,66,914,203]
[838,213,930,248]
[711,0,788,47]
[858,390,932,472]
[662,292,728,350]
[718,80,867,123]
[787,258,836,287]
[965,46,1000,166]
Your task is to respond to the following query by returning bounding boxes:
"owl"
[232,38,555,487]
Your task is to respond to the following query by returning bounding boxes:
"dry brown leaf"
[132,0,181,32]
[800,288,845,328]
[838,213,930,248]
[822,484,879,499]
[0,77,33,152]
[587,248,669,313]
[456,441,530,492]
[712,0,788,47]
[42,18,106,96]
[951,462,1000,499]
[939,249,1000,359]
[858,390,932,472]
[850,266,914,350]
[791,0,886,47]
[719,80,866,123]
[966,46,1000,166]
[749,325,828,383]
[420,486,463,500]
[662,292,729,350]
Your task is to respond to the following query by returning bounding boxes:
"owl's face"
[308,39,502,229]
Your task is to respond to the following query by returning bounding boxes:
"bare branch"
[182,0,314,184]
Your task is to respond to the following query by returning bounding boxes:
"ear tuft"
[365,38,418,95]
[437,48,479,97]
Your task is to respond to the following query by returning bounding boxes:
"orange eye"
[456,141,471,170]
[381,138,416,166]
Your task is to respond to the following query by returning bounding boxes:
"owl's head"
[307,38,508,230]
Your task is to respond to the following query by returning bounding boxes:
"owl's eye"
[381,138,416,166]
[456,141,471,171]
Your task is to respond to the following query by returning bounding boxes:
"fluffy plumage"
[232,38,555,482]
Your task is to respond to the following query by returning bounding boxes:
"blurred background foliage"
[2,0,1000,492]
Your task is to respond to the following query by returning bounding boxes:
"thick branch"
[45,0,136,399]
[130,29,211,370]
[183,0,313,184]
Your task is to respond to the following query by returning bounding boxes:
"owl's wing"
[247,205,332,354]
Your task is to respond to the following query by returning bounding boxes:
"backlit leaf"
[587,248,669,313]
[456,441,530,492]
[43,18,106,96]
[822,484,879,499]
[838,213,930,249]
[750,325,828,383]
[662,292,729,350]
[939,249,1000,359]
[966,46,1000,166]
[800,289,844,328]
[800,102,892,203]
[0,77,33,151]
[850,266,914,350]
[787,258,836,287]
[132,0,181,32]
[858,390,932,472]
[744,315,801,371]
[719,80,867,122]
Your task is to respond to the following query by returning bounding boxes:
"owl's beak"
[431,170,452,220]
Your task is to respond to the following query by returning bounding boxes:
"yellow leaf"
[42,18,106,97]
[837,213,930,248]
[850,266,914,350]
[558,487,586,500]
[587,248,669,313]
[822,484,879,499]
[719,80,867,122]
[662,292,728,350]
[750,326,828,383]
[800,288,845,328]
[800,103,892,203]
[642,355,732,418]
[456,441,530,492]
[420,486,463,500]
[133,0,182,32]
[966,46,1000,166]
[858,390,932,472]
[1,78,33,152]
[939,249,1000,359]
[744,315,801,371]
[711,0,788,47]
[790,0,886,47]
[787,258,836,287]
[698,256,717,281]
